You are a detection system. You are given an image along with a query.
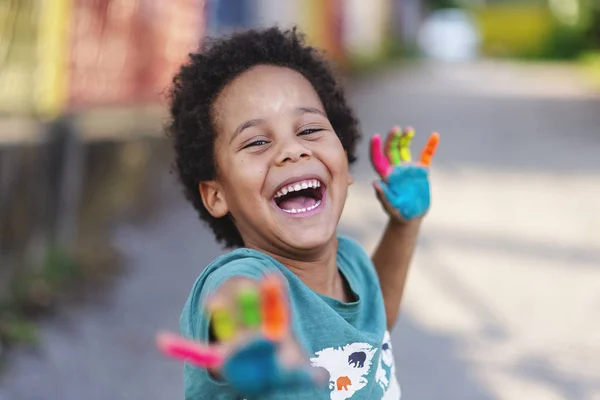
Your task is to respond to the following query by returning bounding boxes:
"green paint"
[238,288,261,328]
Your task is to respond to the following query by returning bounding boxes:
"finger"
[399,126,415,162]
[237,284,261,329]
[373,180,405,221]
[209,302,237,342]
[384,125,400,162]
[388,128,403,165]
[370,134,390,179]
[373,180,392,213]
[419,132,440,167]
[260,274,289,342]
[156,332,223,368]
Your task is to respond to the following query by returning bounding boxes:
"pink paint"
[156,332,223,368]
[370,134,391,178]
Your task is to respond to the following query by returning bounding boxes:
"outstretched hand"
[370,126,440,222]
[155,274,325,398]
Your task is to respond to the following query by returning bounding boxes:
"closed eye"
[299,128,323,136]
[243,139,269,148]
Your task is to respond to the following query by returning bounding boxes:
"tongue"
[279,195,317,211]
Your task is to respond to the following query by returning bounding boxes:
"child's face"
[204,65,352,253]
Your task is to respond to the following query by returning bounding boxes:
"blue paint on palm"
[380,165,430,220]
[222,339,314,398]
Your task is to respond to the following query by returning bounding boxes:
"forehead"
[212,65,324,129]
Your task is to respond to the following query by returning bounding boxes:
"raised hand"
[370,126,440,222]
[156,274,325,398]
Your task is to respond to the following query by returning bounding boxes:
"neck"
[250,237,349,301]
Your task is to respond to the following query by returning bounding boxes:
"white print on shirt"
[375,331,402,399]
[310,331,401,400]
[310,342,377,400]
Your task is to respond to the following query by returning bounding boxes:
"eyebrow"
[230,118,264,144]
[229,106,327,144]
[295,106,327,118]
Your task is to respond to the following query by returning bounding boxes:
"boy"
[161,26,439,399]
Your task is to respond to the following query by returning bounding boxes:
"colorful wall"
[0,0,206,118]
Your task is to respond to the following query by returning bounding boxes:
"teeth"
[281,200,322,214]
[273,179,324,198]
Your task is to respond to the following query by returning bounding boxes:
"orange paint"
[419,132,440,167]
[260,275,288,341]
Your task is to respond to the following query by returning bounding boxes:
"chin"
[282,225,337,251]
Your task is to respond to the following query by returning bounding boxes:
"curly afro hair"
[167,26,361,249]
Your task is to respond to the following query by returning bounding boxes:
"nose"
[275,136,312,165]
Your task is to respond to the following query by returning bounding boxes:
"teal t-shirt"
[180,235,401,400]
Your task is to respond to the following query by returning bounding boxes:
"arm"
[369,126,439,330]
[372,218,422,330]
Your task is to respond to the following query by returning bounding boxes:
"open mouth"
[273,178,325,214]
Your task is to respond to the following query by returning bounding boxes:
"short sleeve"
[203,259,267,302]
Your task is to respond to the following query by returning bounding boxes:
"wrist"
[388,214,424,230]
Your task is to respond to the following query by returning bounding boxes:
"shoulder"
[204,248,274,285]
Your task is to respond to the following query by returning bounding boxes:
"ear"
[199,181,229,218]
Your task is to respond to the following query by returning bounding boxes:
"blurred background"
[0,0,599,399]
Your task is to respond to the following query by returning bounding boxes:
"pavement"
[1,60,599,400]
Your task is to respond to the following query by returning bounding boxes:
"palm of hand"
[370,126,440,221]
[156,274,324,398]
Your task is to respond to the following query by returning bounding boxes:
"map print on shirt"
[310,331,401,399]
[375,331,402,399]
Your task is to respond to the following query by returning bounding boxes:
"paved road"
[1,61,599,400]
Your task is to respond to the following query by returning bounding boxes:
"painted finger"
[384,126,400,162]
[260,274,289,342]
[388,128,403,165]
[156,332,223,368]
[210,304,237,342]
[419,132,440,167]
[399,126,415,162]
[237,284,261,329]
[370,134,390,178]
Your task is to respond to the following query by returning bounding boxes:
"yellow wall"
[472,4,554,57]
[0,0,71,118]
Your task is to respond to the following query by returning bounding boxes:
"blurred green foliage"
[425,0,459,10]
[0,245,77,353]
[539,0,600,59]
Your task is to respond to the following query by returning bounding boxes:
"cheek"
[327,140,350,175]
[228,157,268,196]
